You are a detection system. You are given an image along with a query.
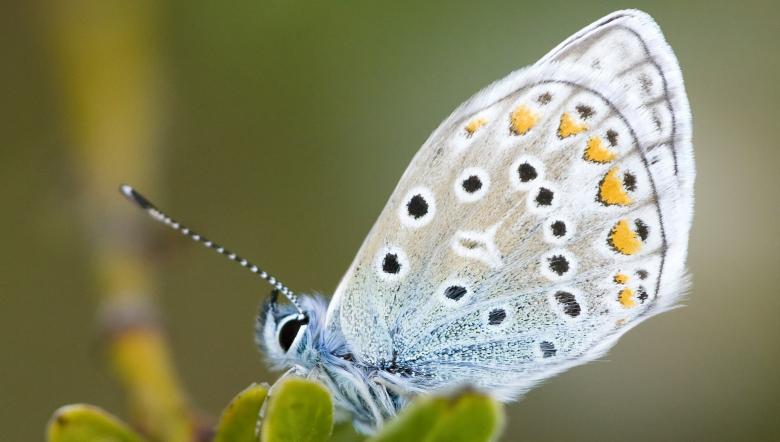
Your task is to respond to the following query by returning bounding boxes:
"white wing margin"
[325,10,693,400]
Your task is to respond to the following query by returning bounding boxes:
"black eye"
[277,315,308,352]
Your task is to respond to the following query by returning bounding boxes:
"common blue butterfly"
[122,9,693,434]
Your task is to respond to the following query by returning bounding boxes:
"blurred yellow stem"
[45,1,202,440]
[110,328,195,441]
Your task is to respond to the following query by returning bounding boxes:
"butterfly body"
[259,296,411,432]
[255,9,693,433]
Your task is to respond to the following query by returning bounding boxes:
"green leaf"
[260,378,333,442]
[369,391,504,442]
[329,422,364,442]
[368,397,447,442]
[214,383,269,442]
[424,392,504,442]
[47,404,145,442]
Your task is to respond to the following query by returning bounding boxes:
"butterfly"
[121,9,693,435]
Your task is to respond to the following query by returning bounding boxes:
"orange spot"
[464,118,487,137]
[613,273,630,284]
[618,287,637,308]
[509,105,538,135]
[598,167,632,206]
[558,112,588,138]
[583,136,616,163]
[608,219,642,255]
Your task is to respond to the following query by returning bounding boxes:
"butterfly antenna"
[118,184,304,315]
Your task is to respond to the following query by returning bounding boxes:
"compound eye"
[276,314,308,353]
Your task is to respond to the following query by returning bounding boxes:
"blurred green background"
[3,0,778,440]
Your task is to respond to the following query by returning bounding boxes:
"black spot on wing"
[637,286,649,303]
[606,129,619,147]
[462,175,482,193]
[623,172,637,192]
[576,104,595,120]
[535,187,554,206]
[382,253,401,274]
[445,285,467,301]
[635,219,649,241]
[406,194,429,219]
[488,308,506,325]
[518,163,538,183]
[540,341,557,358]
[547,255,570,276]
[551,220,567,238]
[554,291,581,317]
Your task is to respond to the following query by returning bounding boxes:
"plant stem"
[45,1,207,440]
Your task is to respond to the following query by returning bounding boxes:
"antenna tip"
[119,184,154,210]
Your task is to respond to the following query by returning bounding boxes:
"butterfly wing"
[325,9,693,399]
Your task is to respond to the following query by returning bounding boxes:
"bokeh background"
[3,0,778,440]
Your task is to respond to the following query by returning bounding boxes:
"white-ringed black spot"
[518,163,538,183]
[382,253,401,274]
[376,247,410,280]
[544,217,575,245]
[551,220,567,238]
[488,308,506,325]
[554,291,581,317]
[537,92,552,105]
[444,285,467,301]
[454,167,490,203]
[540,341,557,358]
[399,187,436,228]
[635,219,649,241]
[535,187,554,206]
[406,194,428,219]
[462,175,482,193]
[541,250,577,281]
[547,254,570,276]
[636,269,649,280]
[510,157,545,192]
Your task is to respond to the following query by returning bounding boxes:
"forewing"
[326,10,693,399]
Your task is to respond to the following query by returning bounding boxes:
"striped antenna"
[119,184,304,315]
